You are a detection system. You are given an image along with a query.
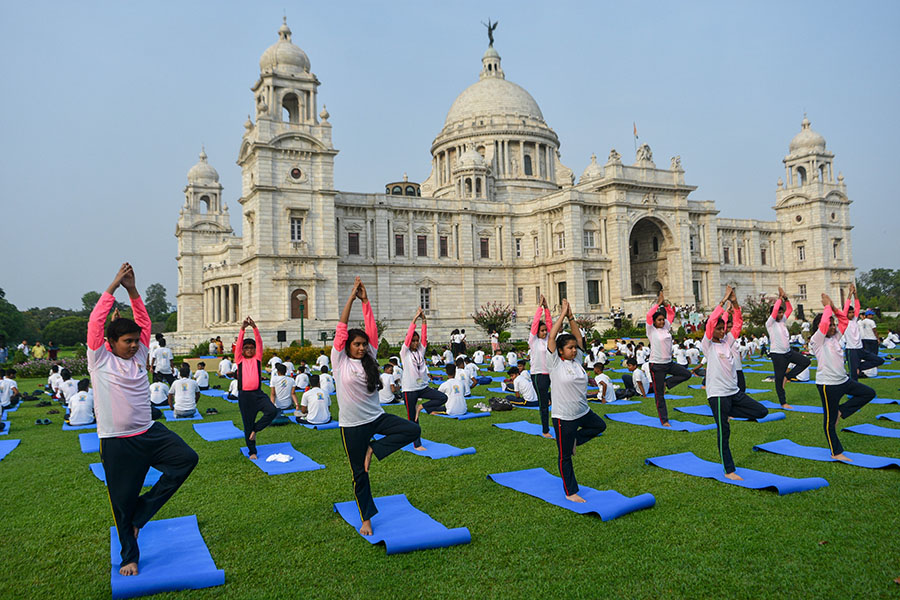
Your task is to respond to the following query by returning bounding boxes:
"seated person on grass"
[299,374,332,424]
[294,365,309,392]
[455,357,472,396]
[67,378,95,426]
[318,365,336,395]
[622,357,652,397]
[378,364,401,404]
[506,366,538,407]
[193,362,209,391]
[149,380,170,407]
[587,362,618,403]
[270,363,298,412]
[433,363,467,416]
[490,351,506,373]
[168,364,200,418]
[217,356,233,378]
[227,378,239,400]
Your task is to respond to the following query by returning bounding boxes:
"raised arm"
[646,303,658,326]
[335,278,362,352]
[818,304,833,335]
[770,297,782,321]
[705,305,725,340]
[404,307,423,347]
[88,264,129,351]
[729,289,742,338]
[824,293,847,334]
[665,303,675,325]
[547,299,570,354]
[568,302,583,349]
[530,305,544,335]
[783,299,793,320]
[359,281,378,345]
[118,266,150,347]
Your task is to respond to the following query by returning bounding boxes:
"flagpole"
[633,122,638,155]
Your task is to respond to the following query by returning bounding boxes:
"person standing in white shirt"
[490,331,500,353]
[810,294,876,461]
[150,339,175,385]
[546,299,606,504]
[193,362,209,390]
[168,364,200,418]
[766,287,809,408]
[300,375,332,424]
[435,365,467,416]
[269,363,298,411]
[646,291,692,426]
[67,379,95,426]
[400,307,446,451]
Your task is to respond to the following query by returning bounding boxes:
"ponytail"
[346,329,382,393]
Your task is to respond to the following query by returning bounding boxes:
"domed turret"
[187,148,219,184]
[579,154,603,183]
[789,116,826,154]
[259,17,310,75]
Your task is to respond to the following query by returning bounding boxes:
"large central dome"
[444,48,544,127]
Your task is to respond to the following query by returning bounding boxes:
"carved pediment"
[415,276,439,287]
[345,222,364,232]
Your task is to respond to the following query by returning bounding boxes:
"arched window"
[818,164,826,181]
[633,282,644,295]
[290,289,309,319]
[392,186,402,195]
[524,155,533,176]
[199,195,210,214]
[797,166,807,186]
[475,178,482,196]
[282,93,300,124]
[465,178,472,196]
[385,186,390,194]
[652,236,659,252]
[405,186,416,196]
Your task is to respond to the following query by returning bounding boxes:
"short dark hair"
[383,363,393,372]
[179,363,191,378]
[320,365,329,374]
[593,362,605,371]
[50,365,59,373]
[5,369,13,378]
[555,333,577,355]
[445,363,457,377]
[60,368,71,380]
[159,338,167,347]
[198,362,205,368]
[455,357,465,367]
[296,365,305,373]
[625,357,637,367]
[275,363,287,375]
[309,374,320,388]
[77,379,90,392]
[507,366,520,376]
[107,317,142,342]
[242,337,256,347]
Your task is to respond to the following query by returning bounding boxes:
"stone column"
[601,217,608,254]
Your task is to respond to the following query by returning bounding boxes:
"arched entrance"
[629,218,670,296]
[290,289,309,319]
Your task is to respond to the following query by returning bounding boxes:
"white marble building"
[174,21,855,348]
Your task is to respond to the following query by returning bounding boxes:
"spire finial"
[199,145,207,160]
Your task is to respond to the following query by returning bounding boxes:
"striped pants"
[708,392,767,474]
[816,379,875,456]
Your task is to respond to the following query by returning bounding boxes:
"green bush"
[188,342,209,358]
[42,316,89,346]
[165,312,178,332]
[262,345,333,366]
[499,331,511,343]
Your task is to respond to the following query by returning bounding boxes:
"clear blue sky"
[2,0,898,310]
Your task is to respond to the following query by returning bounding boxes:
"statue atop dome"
[482,19,499,47]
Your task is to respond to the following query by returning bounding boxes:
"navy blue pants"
[533,373,551,433]
[816,379,875,455]
[770,351,810,405]
[403,387,447,446]
[553,411,606,495]
[846,347,884,380]
[708,392,767,474]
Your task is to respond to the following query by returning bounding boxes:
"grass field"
[1,352,898,599]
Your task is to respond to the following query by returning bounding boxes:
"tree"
[144,283,171,319]
[42,316,89,346]
[165,312,178,332]
[471,302,515,336]
[23,306,78,333]
[81,291,102,313]
[743,293,774,329]
[857,268,900,311]
[0,288,25,345]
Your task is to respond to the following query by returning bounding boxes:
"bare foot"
[249,453,257,460]
[119,562,139,576]
[565,493,587,503]
[837,410,843,420]
[359,519,373,536]
[414,445,427,451]
[541,432,553,439]
[832,453,853,462]
[249,430,256,442]
[364,445,374,472]
[724,472,743,481]
[661,421,672,427]
[782,404,793,410]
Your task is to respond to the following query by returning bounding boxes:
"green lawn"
[1,353,899,599]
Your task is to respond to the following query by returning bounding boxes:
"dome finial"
[319,104,330,121]
[199,146,207,161]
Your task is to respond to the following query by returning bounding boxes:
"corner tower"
[774,117,855,308]
[237,18,339,330]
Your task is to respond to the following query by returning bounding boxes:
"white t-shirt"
[473,350,485,364]
[151,347,174,374]
[282,362,295,377]
[320,373,335,395]
[228,379,239,397]
[218,358,233,376]
[859,318,877,341]
[400,342,429,392]
[294,373,309,390]
[301,387,331,424]
[443,349,454,365]
[513,374,537,404]
[766,316,790,354]
[506,351,518,366]
[378,373,396,403]
[270,374,295,409]
[810,328,849,386]
[630,368,649,396]
[59,379,79,404]
[194,369,209,388]
[0,378,16,407]
[267,356,283,371]
[646,319,673,364]
[701,334,739,398]
[673,346,687,365]
[149,381,170,406]
[594,373,617,403]
[490,355,506,372]
[464,363,479,383]
[548,349,589,421]
[48,372,62,392]
[686,347,700,365]
[171,378,199,413]
[208,342,217,355]
[68,390,95,425]
[438,378,467,416]
[529,334,550,374]
[316,355,330,369]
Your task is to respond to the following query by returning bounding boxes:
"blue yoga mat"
[240,442,325,475]
[109,514,225,599]
[871,397,900,405]
[428,411,491,420]
[760,400,822,414]
[487,467,655,520]
[842,424,900,439]
[662,394,694,400]
[877,412,900,423]
[743,388,774,395]
[646,451,828,495]
[3,404,19,412]
[79,432,100,453]
[163,410,202,421]
[487,387,512,394]
[90,463,161,487]
[0,421,9,436]
[62,422,96,431]
[193,420,244,441]
[590,398,642,406]
[374,434,475,459]
[493,421,555,438]
[300,420,340,430]
[672,405,786,423]
[199,389,228,398]
[605,411,716,432]
[333,493,471,554]
[0,439,20,461]
[753,438,900,469]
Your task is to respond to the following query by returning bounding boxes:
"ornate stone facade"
[174,21,855,349]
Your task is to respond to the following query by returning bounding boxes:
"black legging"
[708,392,767,474]
[238,389,278,455]
[649,362,692,423]
[770,351,810,405]
[532,373,551,434]
[553,411,606,496]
